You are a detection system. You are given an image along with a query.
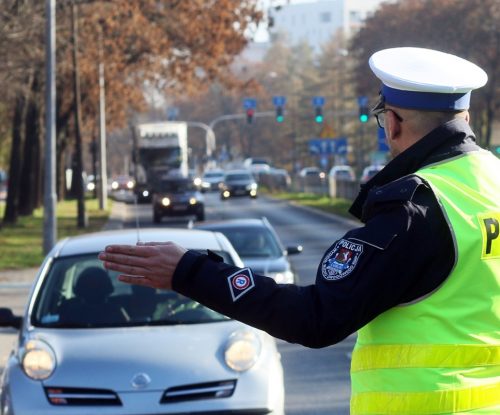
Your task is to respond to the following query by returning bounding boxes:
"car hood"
[225,180,253,186]
[37,320,248,392]
[241,256,290,275]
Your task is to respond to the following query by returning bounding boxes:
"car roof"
[197,218,268,230]
[52,228,236,258]
[224,169,252,175]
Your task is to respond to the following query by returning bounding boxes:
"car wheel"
[153,210,161,223]
[196,210,205,221]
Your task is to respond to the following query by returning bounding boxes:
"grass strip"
[266,191,354,219]
[0,198,111,270]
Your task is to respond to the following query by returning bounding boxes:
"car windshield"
[156,179,195,193]
[212,226,283,259]
[31,253,231,329]
[226,174,252,182]
[203,172,224,178]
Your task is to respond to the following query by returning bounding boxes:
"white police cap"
[369,47,488,111]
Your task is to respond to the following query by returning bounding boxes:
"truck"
[132,121,189,202]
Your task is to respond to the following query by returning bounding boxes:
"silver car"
[0,228,284,414]
[197,218,303,284]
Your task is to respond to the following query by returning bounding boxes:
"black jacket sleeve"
[172,175,454,348]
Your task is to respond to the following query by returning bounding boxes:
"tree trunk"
[19,71,41,216]
[3,94,26,224]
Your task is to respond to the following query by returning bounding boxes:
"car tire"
[153,211,161,224]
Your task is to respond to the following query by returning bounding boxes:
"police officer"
[99,47,500,414]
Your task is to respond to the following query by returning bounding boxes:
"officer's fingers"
[100,256,150,277]
[103,244,155,257]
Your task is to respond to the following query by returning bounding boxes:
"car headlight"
[142,190,149,197]
[111,181,119,190]
[86,182,95,191]
[267,270,294,284]
[21,339,56,380]
[189,197,197,205]
[193,177,202,186]
[126,180,135,189]
[224,329,261,372]
[161,197,171,206]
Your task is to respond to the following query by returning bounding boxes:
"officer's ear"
[386,110,402,142]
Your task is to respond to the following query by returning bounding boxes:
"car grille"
[160,379,237,403]
[44,387,121,406]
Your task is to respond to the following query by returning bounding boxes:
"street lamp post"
[43,0,57,254]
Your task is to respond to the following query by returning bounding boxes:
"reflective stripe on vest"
[351,382,500,415]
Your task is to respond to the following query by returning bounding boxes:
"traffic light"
[359,105,369,123]
[276,106,284,123]
[358,95,369,123]
[315,106,324,123]
[246,108,255,124]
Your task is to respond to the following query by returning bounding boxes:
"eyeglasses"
[374,108,403,129]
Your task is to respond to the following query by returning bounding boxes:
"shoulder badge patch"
[227,268,255,301]
[322,239,363,281]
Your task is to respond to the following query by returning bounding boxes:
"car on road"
[0,228,285,415]
[328,165,355,181]
[360,164,385,184]
[196,218,303,284]
[220,170,258,200]
[152,176,205,223]
[200,169,225,192]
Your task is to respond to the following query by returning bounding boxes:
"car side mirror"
[0,307,22,329]
[286,245,303,255]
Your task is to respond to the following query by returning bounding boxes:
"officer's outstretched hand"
[98,242,187,290]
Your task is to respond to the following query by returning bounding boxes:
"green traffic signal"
[276,106,284,123]
[315,107,323,123]
[359,105,369,123]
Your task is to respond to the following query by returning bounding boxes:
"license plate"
[172,205,187,211]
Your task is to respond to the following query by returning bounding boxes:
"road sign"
[377,127,389,152]
[272,96,286,106]
[243,98,257,109]
[308,137,347,155]
[357,96,368,106]
[312,96,325,107]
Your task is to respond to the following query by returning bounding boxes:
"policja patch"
[322,239,363,281]
[227,268,255,301]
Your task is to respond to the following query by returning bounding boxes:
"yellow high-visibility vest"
[350,150,500,415]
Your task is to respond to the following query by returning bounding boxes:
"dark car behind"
[220,170,258,200]
[152,176,205,223]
